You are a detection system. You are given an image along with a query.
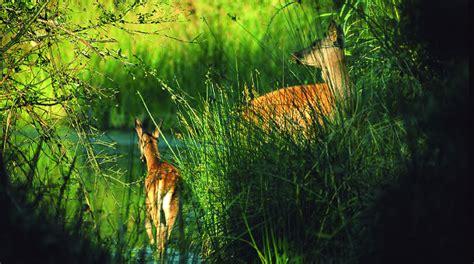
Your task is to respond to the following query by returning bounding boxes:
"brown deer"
[245,21,350,130]
[135,118,183,258]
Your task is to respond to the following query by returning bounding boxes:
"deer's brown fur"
[135,118,182,257]
[245,21,350,130]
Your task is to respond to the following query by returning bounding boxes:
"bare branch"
[37,19,104,58]
[0,1,50,53]
[0,96,73,112]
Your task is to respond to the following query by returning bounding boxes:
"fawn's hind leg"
[145,214,155,245]
[145,197,155,245]
[175,193,186,264]
[156,184,167,256]
[163,190,180,240]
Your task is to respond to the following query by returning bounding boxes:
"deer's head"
[135,118,160,163]
[292,20,344,68]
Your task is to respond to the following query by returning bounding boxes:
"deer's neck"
[321,55,350,101]
[144,149,161,172]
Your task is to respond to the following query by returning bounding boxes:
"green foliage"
[90,0,340,129]
[165,46,413,263]
[0,0,178,261]
[142,1,424,262]
[2,0,466,262]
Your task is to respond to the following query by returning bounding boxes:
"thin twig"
[0,96,73,111]
[0,1,50,53]
[37,18,104,58]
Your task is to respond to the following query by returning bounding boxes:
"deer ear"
[152,127,160,139]
[152,120,163,138]
[135,118,143,138]
[327,20,339,42]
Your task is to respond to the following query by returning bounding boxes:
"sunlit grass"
[80,0,340,129]
[160,54,413,261]
[2,0,424,262]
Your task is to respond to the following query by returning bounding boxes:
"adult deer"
[135,118,184,259]
[246,21,350,130]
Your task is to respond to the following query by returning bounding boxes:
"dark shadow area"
[358,0,470,262]
[0,155,111,263]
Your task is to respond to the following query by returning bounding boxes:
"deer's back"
[146,162,180,193]
[246,84,334,127]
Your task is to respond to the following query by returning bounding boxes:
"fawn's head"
[135,118,161,162]
[292,20,344,68]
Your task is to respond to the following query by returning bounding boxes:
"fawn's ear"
[152,120,163,139]
[135,118,143,138]
[152,127,160,139]
[327,20,339,43]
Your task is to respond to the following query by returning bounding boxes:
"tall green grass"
[88,0,341,129]
[3,0,431,262]
[0,126,146,259]
[169,70,410,261]
[132,1,417,262]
